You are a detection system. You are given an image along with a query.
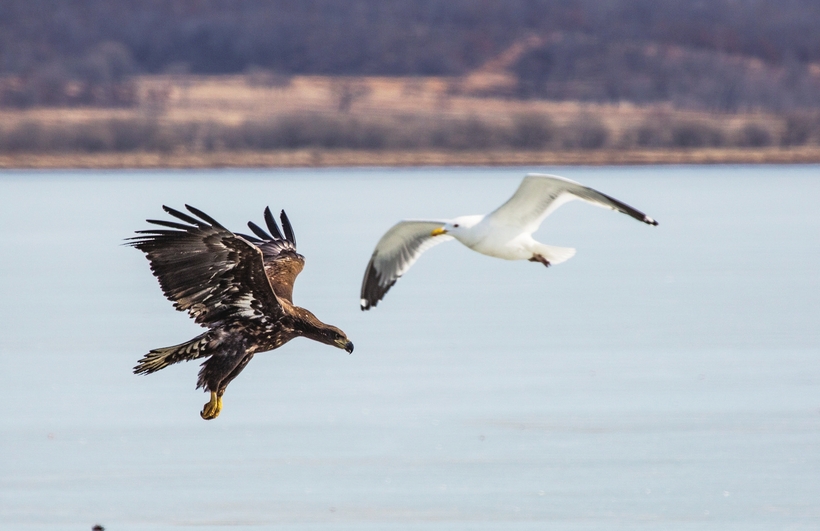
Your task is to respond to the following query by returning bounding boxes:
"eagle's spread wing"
[360,220,453,310]
[488,173,658,234]
[128,205,283,327]
[237,207,305,304]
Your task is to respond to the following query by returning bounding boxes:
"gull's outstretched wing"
[360,220,453,310]
[488,173,658,233]
[238,207,305,304]
[127,205,283,327]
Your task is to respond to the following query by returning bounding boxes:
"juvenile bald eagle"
[129,205,353,420]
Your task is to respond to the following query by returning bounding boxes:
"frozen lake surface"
[0,165,818,530]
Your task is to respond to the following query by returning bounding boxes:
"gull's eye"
[453,224,459,228]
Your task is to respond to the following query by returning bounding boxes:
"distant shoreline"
[2,147,820,169]
[4,75,820,169]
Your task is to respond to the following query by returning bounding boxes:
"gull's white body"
[360,173,657,310]
[446,213,576,263]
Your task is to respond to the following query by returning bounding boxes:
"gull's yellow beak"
[431,227,448,236]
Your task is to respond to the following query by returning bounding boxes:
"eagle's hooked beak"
[336,339,354,354]
[431,227,447,237]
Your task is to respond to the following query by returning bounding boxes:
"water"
[0,165,818,530]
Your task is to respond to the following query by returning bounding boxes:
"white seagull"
[360,173,658,310]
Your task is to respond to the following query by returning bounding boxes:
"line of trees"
[2,111,818,154]
[513,36,820,111]
[2,0,820,110]
[0,41,137,108]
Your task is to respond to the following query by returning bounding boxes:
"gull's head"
[431,215,483,239]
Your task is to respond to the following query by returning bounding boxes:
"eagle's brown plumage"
[128,205,353,420]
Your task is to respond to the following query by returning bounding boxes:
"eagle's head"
[297,308,354,354]
[325,325,354,354]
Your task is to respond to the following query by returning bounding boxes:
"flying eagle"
[360,173,658,310]
[129,205,354,420]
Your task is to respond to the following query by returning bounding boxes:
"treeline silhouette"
[4,111,819,154]
[513,36,820,111]
[2,0,820,111]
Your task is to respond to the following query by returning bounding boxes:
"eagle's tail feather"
[134,333,212,375]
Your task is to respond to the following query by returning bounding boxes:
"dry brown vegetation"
[2,74,820,168]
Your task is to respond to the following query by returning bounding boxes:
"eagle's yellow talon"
[200,391,222,420]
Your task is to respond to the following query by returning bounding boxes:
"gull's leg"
[528,254,551,267]
[200,390,223,420]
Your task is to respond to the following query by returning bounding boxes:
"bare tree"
[332,79,372,113]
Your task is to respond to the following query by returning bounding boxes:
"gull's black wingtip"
[645,216,659,226]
